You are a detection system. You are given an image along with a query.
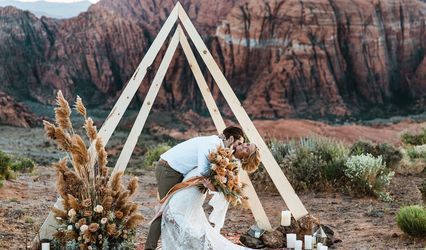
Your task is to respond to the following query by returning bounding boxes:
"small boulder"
[239,233,265,249]
[261,230,285,248]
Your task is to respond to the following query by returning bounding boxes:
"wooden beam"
[178,7,308,220]
[112,27,180,175]
[179,26,272,230]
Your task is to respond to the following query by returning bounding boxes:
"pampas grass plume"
[55,91,72,130]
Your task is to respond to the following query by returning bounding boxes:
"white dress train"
[161,169,251,250]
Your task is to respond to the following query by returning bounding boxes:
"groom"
[145,126,245,250]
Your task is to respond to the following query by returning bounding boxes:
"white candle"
[304,235,312,249]
[281,210,291,226]
[67,225,73,230]
[320,246,328,250]
[317,243,323,249]
[41,242,50,250]
[286,233,296,248]
[295,240,302,250]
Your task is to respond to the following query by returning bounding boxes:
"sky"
[9,0,99,3]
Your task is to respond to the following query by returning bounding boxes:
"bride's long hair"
[241,146,261,173]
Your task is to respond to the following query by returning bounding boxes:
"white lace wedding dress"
[161,168,251,250]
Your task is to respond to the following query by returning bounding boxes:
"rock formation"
[0,91,39,127]
[0,0,424,119]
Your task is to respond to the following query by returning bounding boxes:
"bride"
[160,143,260,250]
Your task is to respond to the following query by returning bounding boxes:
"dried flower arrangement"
[43,91,143,249]
[207,146,247,206]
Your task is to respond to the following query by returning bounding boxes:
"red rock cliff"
[0,0,424,119]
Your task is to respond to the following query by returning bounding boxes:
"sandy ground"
[0,166,425,250]
[0,120,425,250]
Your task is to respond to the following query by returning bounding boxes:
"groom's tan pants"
[145,159,183,250]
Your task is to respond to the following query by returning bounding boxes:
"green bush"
[344,154,394,196]
[268,138,293,164]
[11,157,35,173]
[396,206,426,237]
[284,137,349,190]
[406,145,426,162]
[288,145,326,190]
[0,150,13,180]
[313,137,349,182]
[350,141,402,168]
[143,143,171,168]
[401,128,426,146]
[375,143,403,168]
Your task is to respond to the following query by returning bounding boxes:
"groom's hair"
[222,126,244,141]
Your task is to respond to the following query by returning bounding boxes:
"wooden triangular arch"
[36,1,308,242]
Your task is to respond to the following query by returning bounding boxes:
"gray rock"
[240,233,265,249]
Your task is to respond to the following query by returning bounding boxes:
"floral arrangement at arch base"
[44,91,143,249]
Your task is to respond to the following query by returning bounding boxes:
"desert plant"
[350,141,402,168]
[406,145,426,161]
[11,157,35,173]
[268,138,293,164]
[350,141,375,156]
[344,154,394,196]
[396,205,426,237]
[313,137,349,182]
[143,143,171,168]
[44,92,143,249]
[0,150,14,180]
[283,137,349,190]
[375,143,403,168]
[401,128,426,146]
[288,145,326,190]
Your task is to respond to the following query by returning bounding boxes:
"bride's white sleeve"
[208,190,229,232]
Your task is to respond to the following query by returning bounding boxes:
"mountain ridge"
[0,0,425,121]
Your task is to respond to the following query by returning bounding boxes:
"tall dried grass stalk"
[55,91,72,130]
[84,118,97,141]
[74,95,87,118]
[125,214,144,229]
[127,177,138,196]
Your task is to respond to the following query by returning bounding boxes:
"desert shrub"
[344,154,394,196]
[283,137,349,190]
[11,157,35,173]
[313,137,349,182]
[350,141,375,155]
[287,145,326,190]
[143,143,171,168]
[406,145,426,161]
[350,141,402,168]
[0,150,14,180]
[268,138,293,164]
[375,143,403,168]
[401,128,426,146]
[396,206,426,237]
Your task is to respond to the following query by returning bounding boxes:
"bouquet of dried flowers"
[43,91,143,250]
[207,146,246,206]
